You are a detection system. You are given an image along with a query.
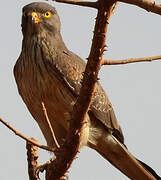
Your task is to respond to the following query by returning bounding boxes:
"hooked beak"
[30,12,42,24]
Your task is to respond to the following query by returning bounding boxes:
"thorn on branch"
[109,1,119,18]
[104,48,107,52]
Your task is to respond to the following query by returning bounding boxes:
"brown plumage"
[14,2,160,179]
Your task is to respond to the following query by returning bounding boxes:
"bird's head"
[21,2,61,36]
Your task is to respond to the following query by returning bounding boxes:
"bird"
[14,2,160,180]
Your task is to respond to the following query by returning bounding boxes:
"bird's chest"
[15,53,75,145]
[14,36,90,148]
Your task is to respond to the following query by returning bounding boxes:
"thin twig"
[35,156,56,174]
[119,0,161,16]
[101,55,161,65]
[0,117,55,152]
[41,102,60,149]
[53,0,99,9]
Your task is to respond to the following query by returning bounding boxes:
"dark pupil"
[46,12,49,16]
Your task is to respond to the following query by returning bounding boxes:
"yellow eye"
[43,11,51,18]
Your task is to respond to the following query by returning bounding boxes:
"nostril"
[31,12,38,18]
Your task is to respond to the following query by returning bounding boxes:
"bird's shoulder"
[45,47,86,95]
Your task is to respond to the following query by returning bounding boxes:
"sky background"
[0,0,161,179]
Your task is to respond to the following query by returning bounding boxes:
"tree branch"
[101,55,161,65]
[46,0,116,180]
[52,0,161,15]
[53,0,99,9]
[0,117,55,152]
[119,0,161,16]
[26,138,39,180]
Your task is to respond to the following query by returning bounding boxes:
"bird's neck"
[20,31,69,74]
[22,31,68,53]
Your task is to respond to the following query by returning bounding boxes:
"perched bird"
[14,2,160,180]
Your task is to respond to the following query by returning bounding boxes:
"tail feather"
[113,129,161,179]
[137,159,161,180]
[89,132,160,180]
